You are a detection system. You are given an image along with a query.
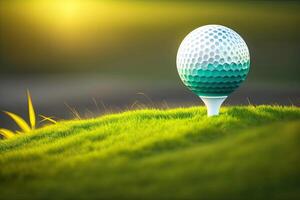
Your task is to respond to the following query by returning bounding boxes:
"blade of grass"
[137,92,155,108]
[64,102,81,120]
[92,97,100,113]
[39,115,57,124]
[4,111,31,132]
[27,90,36,129]
[0,128,16,139]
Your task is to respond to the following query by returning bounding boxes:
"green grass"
[1,105,300,199]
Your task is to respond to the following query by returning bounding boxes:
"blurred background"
[0,0,299,128]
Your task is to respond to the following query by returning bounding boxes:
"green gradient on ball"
[178,61,250,96]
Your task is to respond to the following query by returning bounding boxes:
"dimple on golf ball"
[176,24,250,97]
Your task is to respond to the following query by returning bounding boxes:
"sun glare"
[37,0,85,27]
[27,0,98,48]
[54,0,81,21]
[0,0,199,50]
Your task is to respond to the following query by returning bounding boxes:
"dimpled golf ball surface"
[177,25,250,96]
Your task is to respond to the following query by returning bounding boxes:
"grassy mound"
[1,106,300,199]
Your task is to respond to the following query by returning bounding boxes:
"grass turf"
[0,105,300,199]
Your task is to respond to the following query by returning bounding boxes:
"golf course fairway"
[1,106,300,199]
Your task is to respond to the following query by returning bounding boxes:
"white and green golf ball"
[176,24,250,97]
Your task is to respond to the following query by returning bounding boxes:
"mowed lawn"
[0,106,300,199]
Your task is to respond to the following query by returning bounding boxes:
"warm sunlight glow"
[57,0,81,20]
[34,0,87,29]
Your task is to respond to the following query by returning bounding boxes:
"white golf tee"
[200,96,227,117]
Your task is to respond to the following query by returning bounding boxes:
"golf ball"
[177,24,250,97]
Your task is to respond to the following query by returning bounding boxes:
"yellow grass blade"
[39,115,57,124]
[4,111,31,132]
[0,128,16,139]
[27,90,36,129]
